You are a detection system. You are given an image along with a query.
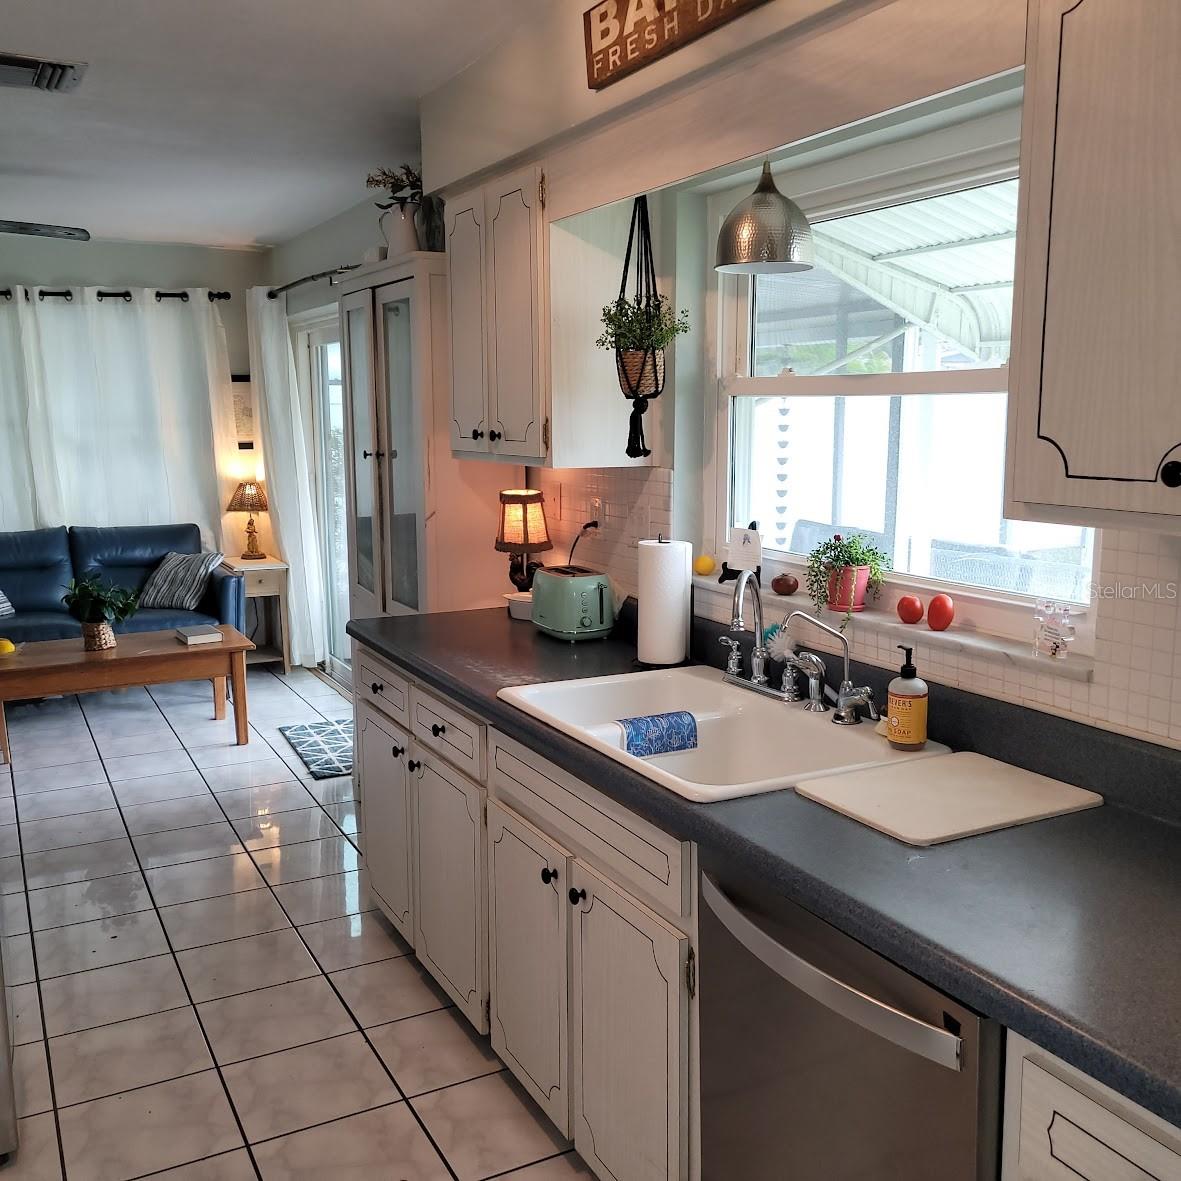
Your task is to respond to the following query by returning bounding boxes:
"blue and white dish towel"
[617,710,698,758]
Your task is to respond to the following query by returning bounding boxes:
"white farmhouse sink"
[497,665,948,803]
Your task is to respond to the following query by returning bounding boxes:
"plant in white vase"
[367,164,423,257]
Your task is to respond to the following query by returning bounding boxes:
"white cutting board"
[796,752,1103,846]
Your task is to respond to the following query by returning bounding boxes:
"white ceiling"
[1,0,537,248]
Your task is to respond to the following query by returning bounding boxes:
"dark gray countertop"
[347,608,1181,1128]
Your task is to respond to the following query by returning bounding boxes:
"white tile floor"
[0,667,590,1181]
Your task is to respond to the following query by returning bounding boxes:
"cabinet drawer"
[242,568,284,597]
[1017,1059,1181,1180]
[355,651,410,727]
[411,687,485,781]
[490,730,689,920]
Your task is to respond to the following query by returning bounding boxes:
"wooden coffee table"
[0,626,255,766]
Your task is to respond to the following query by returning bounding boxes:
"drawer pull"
[569,887,586,906]
[407,759,421,773]
[371,681,384,695]
[540,867,557,885]
[431,723,446,738]
[391,744,404,759]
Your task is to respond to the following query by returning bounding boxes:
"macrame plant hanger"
[616,194,664,458]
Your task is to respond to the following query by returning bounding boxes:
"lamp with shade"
[227,480,269,560]
[715,160,814,274]
[495,488,552,591]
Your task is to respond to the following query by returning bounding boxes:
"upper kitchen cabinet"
[446,171,674,469]
[446,167,547,462]
[1006,0,1181,526]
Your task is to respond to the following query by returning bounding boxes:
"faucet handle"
[718,635,742,676]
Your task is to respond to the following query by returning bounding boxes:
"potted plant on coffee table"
[804,533,890,630]
[63,576,139,652]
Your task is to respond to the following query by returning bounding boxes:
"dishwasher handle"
[702,875,963,1073]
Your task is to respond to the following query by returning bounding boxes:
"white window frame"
[289,307,351,684]
[702,157,1099,656]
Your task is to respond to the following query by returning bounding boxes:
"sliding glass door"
[307,324,351,683]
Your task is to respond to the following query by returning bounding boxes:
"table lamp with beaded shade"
[227,480,269,561]
[495,488,552,591]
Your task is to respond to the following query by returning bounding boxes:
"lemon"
[0,639,15,655]
[693,554,717,576]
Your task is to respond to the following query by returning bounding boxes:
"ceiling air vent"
[0,51,87,93]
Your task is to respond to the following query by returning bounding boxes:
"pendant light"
[715,160,814,274]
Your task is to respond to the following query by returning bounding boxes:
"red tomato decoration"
[896,594,924,624]
[771,573,799,596]
[927,593,955,631]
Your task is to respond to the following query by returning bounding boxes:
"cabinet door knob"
[568,887,586,906]
[489,430,502,442]
[471,429,485,440]
[540,867,557,885]
[1162,461,1181,488]
[392,744,405,759]
[430,723,446,738]
[362,449,374,459]
[371,682,383,694]
[407,759,421,773]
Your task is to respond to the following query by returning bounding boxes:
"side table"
[222,556,291,675]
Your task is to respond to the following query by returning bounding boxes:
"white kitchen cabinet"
[411,750,489,1033]
[1006,0,1181,527]
[570,860,690,1181]
[487,800,572,1135]
[337,255,508,622]
[445,188,489,455]
[355,702,414,944]
[1002,1033,1181,1180]
[445,168,547,462]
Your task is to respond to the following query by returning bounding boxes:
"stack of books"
[175,625,224,646]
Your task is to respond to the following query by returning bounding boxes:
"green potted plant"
[804,533,890,629]
[596,293,690,399]
[63,576,139,652]
[367,164,424,256]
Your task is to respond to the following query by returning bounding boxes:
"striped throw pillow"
[0,588,13,618]
[139,551,224,612]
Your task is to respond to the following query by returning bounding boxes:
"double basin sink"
[498,665,946,803]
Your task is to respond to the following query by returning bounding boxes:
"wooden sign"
[584,0,773,90]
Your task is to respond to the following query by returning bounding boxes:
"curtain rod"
[267,264,361,299]
[0,288,230,302]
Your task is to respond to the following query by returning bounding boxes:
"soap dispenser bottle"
[887,645,928,751]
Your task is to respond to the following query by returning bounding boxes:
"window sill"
[692,576,1096,684]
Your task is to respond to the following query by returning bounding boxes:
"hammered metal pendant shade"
[715,161,814,274]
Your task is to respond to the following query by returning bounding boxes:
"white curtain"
[0,286,237,548]
[247,287,327,667]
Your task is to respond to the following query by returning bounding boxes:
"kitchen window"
[718,175,1096,616]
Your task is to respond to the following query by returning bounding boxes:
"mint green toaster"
[530,565,615,641]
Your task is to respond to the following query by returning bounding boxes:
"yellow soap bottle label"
[887,692,928,746]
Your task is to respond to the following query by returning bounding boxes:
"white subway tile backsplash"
[532,465,1181,755]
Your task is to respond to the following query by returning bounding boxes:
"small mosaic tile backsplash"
[533,465,1181,753]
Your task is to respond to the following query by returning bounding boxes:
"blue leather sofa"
[0,524,245,644]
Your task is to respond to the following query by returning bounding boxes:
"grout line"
[74,694,267,1181]
[125,1145,253,1181]
[10,753,72,1180]
[143,678,462,1181]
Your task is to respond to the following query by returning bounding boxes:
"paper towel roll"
[638,539,693,666]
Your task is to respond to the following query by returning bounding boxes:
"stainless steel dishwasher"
[700,873,1000,1180]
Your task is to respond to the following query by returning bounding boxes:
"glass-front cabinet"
[340,289,383,618]
[340,280,424,619]
[337,254,513,627]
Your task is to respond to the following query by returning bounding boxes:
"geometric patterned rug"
[278,718,353,779]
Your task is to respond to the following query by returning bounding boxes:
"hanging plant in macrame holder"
[596,195,689,458]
